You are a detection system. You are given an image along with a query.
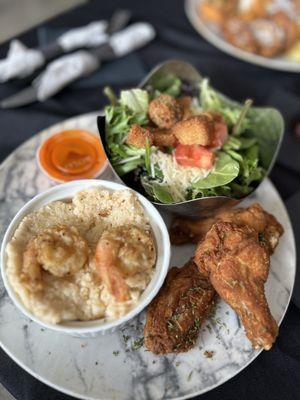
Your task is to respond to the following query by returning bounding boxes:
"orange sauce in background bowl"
[37,129,107,182]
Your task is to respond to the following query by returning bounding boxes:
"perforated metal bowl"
[97,60,284,218]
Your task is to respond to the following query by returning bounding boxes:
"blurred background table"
[0,0,299,399]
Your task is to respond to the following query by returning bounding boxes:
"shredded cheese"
[150,150,211,202]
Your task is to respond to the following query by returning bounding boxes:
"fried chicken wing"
[144,259,216,354]
[170,203,284,254]
[194,222,278,350]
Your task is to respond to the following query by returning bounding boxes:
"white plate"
[0,113,296,400]
[185,0,300,73]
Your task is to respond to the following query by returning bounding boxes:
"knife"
[0,10,133,109]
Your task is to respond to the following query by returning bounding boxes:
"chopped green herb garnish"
[131,337,144,350]
[203,350,214,359]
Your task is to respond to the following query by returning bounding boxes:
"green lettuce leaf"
[114,158,144,176]
[190,185,232,199]
[149,72,182,98]
[223,136,257,151]
[104,104,148,145]
[200,79,252,134]
[141,176,174,203]
[192,152,240,190]
[120,89,149,114]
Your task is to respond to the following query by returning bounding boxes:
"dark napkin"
[0,0,299,399]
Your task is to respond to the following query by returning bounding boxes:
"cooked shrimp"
[22,241,43,292]
[94,226,156,302]
[21,225,89,292]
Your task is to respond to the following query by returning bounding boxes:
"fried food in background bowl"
[198,0,300,61]
[1,180,170,336]
[97,60,284,217]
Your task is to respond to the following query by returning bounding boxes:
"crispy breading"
[250,19,285,58]
[170,203,284,254]
[199,0,238,25]
[170,215,216,245]
[171,115,214,146]
[272,11,299,49]
[202,110,224,123]
[194,221,278,350]
[238,0,270,21]
[177,96,193,120]
[144,259,216,354]
[152,128,176,148]
[223,18,258,54]
[126,124,153,148]
[149,94,182,129]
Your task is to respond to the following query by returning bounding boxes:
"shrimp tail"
[21,242,43,292]
[94,239,130,302]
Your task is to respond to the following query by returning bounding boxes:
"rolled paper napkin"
[57,20,108,51]
[34,22,155,101]
[0,20,108,82]
[0,40,44,82]
[34,51,100,101]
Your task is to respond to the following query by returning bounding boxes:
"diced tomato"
[210,122,228,149]
[175,144,215,170]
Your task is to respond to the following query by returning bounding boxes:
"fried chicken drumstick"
[144,259,216,354]
[170,203,283,254]
[195,222,279,350]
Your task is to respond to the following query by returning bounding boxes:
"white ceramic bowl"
[1,180,171,336]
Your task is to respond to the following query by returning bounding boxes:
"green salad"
[104,73,274,204]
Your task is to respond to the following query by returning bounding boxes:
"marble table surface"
[0,113,296,400]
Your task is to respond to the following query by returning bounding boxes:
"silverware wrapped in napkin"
[0,22,155,108]
[0,9,131,82]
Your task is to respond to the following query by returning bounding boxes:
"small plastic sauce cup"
[37,129,107,182]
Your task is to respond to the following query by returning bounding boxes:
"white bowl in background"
[1,179,171,337]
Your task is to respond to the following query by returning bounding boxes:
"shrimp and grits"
[5,188,156,325]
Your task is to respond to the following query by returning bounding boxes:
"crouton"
[149,94,182,129]
[177,96,193,120]
[126,124,153,148]
[152,128,176,148]
[202,110,224,123]
[171,115,214,146]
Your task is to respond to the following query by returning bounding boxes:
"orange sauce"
[38,129,107,182]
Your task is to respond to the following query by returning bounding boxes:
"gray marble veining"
[0,113,296,400]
